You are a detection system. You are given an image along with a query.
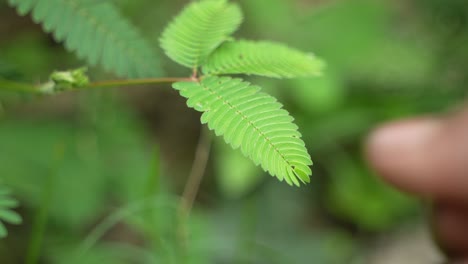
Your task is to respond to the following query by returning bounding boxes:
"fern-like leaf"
[0,187,22,239]
[173,76,312,186]
[203,40,325,78]
[160,0,243,69]
[8,0,161,78]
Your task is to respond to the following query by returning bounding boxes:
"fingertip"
[365,119,442,197]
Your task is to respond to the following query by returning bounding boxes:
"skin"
[366,106,468,262]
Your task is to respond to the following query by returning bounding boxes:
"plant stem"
[177,126,212,256]
[87,77,193,89]
[144,145,161,248]
[179,126,212,217]
[0,77,194,94]
[75,197,177,263]
[0,100,5,118]
[26,143,65,264]
[0,79,42,94]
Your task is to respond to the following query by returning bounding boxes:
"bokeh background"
[0,0,467,263]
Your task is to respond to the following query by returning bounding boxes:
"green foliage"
[0,98,156,227]
[215,139,263,198]
[173,76,312,186]
[7,0,161,78]
[3,0,323,186]
[325,156,416,231]
[2,0,466,262]
[203,40,324,78]
[0,60,17,79]
[0,32,59,78]
[160,0,243,69]
[162,0,323,185]
[289,69,344,114]
[0,186,22,239]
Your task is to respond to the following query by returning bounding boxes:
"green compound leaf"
[160,0,243,69]
[203,40,325,78]
[8,0,161,78]
[173,76,312,186]
[0,187,22,239]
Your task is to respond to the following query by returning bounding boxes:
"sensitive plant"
[1,0,324,239]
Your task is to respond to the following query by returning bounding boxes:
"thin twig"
[0,78,42,93]
[87,77,193,88]
[74,196,178,263]
[0,100,5,118]
[26,143,65,264]
[191,68,198,79]
[0,77,195,94]
[179,126,212,216]
[177,126,212,256]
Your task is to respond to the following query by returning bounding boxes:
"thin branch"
[74,196,178,263]
[191,68,198,79]
[0,100,5,118]
[26,143,65,264]
[177,126,212,256]
[0,77,195,94]
[0,78,42,94]
[87,77,193,88]
[179,126,212,216]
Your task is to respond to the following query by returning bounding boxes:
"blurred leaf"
[0,59,21,80]
[215,140,263,198]
[240,0,295,38]
[0,95,156,228]
[300,0,436,89]
[0,33,57,78]
[326,155,418,231]
[0,120,106,227]
[53,243,132,264]
[0,186,22,239]
[301,0,389,70]
[348,38,435,87]
[8,0,162,78]
[289,68,344,114]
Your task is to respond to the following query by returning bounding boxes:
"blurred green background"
[0,0,467,263]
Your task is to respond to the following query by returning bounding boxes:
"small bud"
[49,67,90,92]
